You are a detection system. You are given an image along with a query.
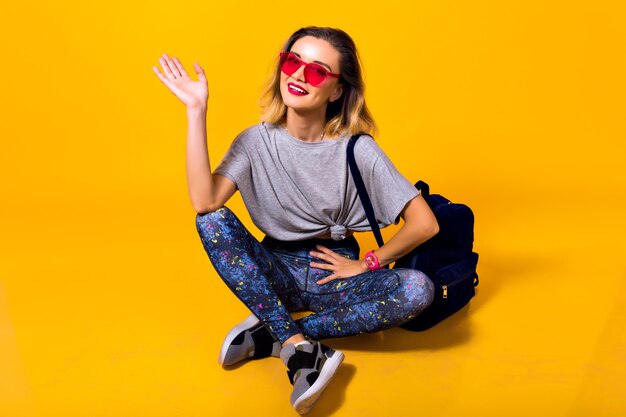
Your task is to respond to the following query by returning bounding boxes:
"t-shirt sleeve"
[214,132,251,189]
[356,136,420,227]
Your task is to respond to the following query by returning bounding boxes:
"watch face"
[365,255,376,268]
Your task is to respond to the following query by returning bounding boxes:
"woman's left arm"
[312,193,439,284]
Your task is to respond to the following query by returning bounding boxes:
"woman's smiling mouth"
[288,82,309,96]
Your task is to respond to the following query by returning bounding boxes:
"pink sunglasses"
[279,52,340,87]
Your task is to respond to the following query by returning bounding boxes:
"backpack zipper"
[439,273,478,300]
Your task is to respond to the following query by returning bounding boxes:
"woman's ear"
[329,84,343,103]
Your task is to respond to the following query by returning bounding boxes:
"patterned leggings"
[195,207,434,344]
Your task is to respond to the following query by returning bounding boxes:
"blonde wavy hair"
[260,26,377,138]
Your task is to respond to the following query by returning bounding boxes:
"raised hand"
[153,53,208,110]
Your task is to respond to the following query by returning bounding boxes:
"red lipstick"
[287,82,308,96]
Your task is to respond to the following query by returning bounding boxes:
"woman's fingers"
[158,55,175,79]
[162,53,182,78]
[316,274,338,285]
[153,54,209,108]
[154,59,181,93]
[155,55,206,87]
[194,62,207,83]
[154,53,205,83]
[311,245,341,261]
[171,56,190,79]
[309,251,330,262]
[152,65,168,84]
[310,261,336,271]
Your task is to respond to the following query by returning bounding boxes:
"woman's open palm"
[153,53,208,109]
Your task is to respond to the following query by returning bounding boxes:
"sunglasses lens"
[280,53,301,76]
[304,64,328,86]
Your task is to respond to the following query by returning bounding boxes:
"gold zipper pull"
[442,285,448,299]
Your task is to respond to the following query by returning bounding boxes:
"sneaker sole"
[292,350,345,414]
[218,313,260,366]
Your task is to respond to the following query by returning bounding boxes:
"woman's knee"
[195,206,232,227]
[195,206,255,255]
[395,268,435,315]
[195,206,241,248]
[195,206,240,237]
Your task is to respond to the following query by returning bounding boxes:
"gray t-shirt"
[214,122,420,241]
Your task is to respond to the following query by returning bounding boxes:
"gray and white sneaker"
[280,341,345,414]
[218,314,282,367]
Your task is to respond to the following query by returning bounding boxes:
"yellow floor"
[1,192,625,416]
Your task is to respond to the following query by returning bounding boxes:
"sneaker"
[218,314,282,367]
[280,341,345,414]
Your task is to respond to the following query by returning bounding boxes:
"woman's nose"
[291,64,307,83]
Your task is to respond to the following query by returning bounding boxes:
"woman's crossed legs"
[195,206,434,344]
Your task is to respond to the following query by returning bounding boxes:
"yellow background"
[1,0,625,416]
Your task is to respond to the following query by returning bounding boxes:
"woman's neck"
[283,109,327,142]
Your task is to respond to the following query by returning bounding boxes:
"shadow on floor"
[305,363,356,417]
[325,305,473,353]
[325,252,564,353]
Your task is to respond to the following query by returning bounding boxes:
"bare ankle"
[282,333,306,348]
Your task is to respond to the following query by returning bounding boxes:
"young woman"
[153,26,439,414]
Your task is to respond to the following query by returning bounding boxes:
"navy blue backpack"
[347,134,479,331]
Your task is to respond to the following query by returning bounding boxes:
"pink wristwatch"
[364,250,381,271]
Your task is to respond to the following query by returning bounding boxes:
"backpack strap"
[347,134,385,248]
[415,180,430,197]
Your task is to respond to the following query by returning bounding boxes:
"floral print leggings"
[195,207,435,344]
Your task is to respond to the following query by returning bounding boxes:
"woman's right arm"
[185,106,236,213]
[153,53,237,213]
